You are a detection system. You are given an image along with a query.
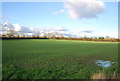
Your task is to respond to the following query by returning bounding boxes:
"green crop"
[2,39,118,79]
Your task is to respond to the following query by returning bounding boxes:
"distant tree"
[81,36,88,40]
[50,32,56,39]
[59,34,64,39]
[7,29,16,37]
[43,33,47,38]
[36,32,41,38]
[98,37,105,39]
[88,37,93,41]
[93,37,98,41]
[15,31,21,38]
[94,37,97,39]
[32,34,36,38]
[106,36,110,39]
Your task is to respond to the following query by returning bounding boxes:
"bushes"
[53,37,120,42]
[1,35,120,42]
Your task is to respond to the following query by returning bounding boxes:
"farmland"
[2,39,118,79]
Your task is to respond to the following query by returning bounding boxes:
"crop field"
[2,39,118,79]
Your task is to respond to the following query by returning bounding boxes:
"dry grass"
[91,72,106,79]
[91,72,119,80]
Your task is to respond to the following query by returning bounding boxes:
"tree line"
[1,29,119,42]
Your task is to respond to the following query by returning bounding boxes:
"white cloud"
[13,24,22,32]
[81,30,93,33]
[3,22,14,30]
[32,27,67,32]
[93,32,118,38]
[64,0,105,19]
[21,26,32,33]
[1,22,117,38]
[50,27,67,31]
[53,9,65,14]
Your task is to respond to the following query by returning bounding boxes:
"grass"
[2,39,118,79]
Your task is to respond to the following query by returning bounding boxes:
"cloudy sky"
[2,0,118,38]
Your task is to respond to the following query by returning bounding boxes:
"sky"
[1,0,118,38]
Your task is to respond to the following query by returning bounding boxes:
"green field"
[2,39,118,79]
